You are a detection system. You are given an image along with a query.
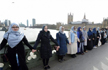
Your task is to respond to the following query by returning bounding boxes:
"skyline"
[0,0,108,25]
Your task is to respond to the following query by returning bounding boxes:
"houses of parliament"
[56,13,108,30]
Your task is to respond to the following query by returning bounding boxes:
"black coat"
[87,34,93,50]
[95,31,100,45]
[0,36,33,70]
[34,31,59,59]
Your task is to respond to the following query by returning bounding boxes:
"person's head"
[59,26,65,32]
[71,26,75,31]
[12,25,19,31]
[80,28,82,31]
[89,28,92,31]
[77,27,81,32]
[74,26,76,30]
[42,25,48,32]
[83,26,86,31]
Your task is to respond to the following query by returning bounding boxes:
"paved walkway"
[31,43,108,70]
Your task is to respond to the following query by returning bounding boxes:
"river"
[0,28,69,43]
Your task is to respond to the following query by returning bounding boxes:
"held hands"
[89,39,91,41]
[32,49,36,53]
[69,42,71,45]
[55,46,60,51]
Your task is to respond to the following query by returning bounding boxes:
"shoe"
[44,66,47,70]
[74,54,77,57]
[85,51,88,53]
[94,47,97,48]
[58,59,62,62]
[71,55,75,58]
[47,65,50,69]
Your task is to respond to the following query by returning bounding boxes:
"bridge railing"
[0,41,57,70]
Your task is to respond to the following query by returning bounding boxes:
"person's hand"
[69,42,71,45]
[89,39,91,41]
[97,37,99,38]
[56,46,60,51]
[32,49,36,53]
[93,38,94,40]
[78,40,80,42]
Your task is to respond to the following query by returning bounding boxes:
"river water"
[0,28,69,43]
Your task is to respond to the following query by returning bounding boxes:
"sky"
[0,0,108,26]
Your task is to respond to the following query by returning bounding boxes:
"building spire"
[84,13,86,19]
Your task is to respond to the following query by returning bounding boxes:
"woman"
[77,27,84,54]
[100,29,104,45]
[92,28,97,48]
[95,27,100,46]
[67,26,77,58]
[33,25,59,70]
[82,26,88,53]
[0,23,35,70]
[56,26,71,62]
[87,28,93,50]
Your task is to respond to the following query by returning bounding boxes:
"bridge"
[1,41,108,70]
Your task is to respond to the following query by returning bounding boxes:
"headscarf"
[42,25,46,31]
[97,27,100,33]
[83,26,86,32]
[92,28,97,34]
[70,26,76,34]
[77,27,83,38]
[3,23,24,48]
[87,28,93,36]
[59,26,64,34]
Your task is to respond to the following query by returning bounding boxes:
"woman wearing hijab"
[87,28,93,50]
[92,28,97,48]
[100,29,104,45]
[82,26,88,53]
[77,27,84,55]
[95,27,100,46]
[33,25,59,70]
[56,26,71,62]
[0,23,36,70]
[67,26,77,58]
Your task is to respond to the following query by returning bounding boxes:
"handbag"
[1,33,9,62]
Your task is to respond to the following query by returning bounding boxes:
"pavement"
[30,43,108,70]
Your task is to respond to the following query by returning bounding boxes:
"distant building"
[4,19,10,26]
[56,13,108,30]
[27,20,29,27]
[19,22,26,27]
[32,18,36,26]
[9,20,11,25]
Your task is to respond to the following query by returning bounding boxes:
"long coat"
[34,31,59,59]
[87,35,93,50]
[67,31,77,54]
[82,31,88,46]
[95,31,100,46]
[56,32,69,55]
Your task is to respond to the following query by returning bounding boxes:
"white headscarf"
[3,23,24,48]
[59,26,64,34]
[97,27,100,33]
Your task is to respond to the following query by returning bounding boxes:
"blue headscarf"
[92,28,97,34]
[3,23,24,48]
[42,25,46,31]
[77,27,83,38]
[71,26,76,33]
[59,26,64,34]
[88,28,93,36]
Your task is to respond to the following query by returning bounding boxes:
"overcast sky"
[0,0,108,25]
